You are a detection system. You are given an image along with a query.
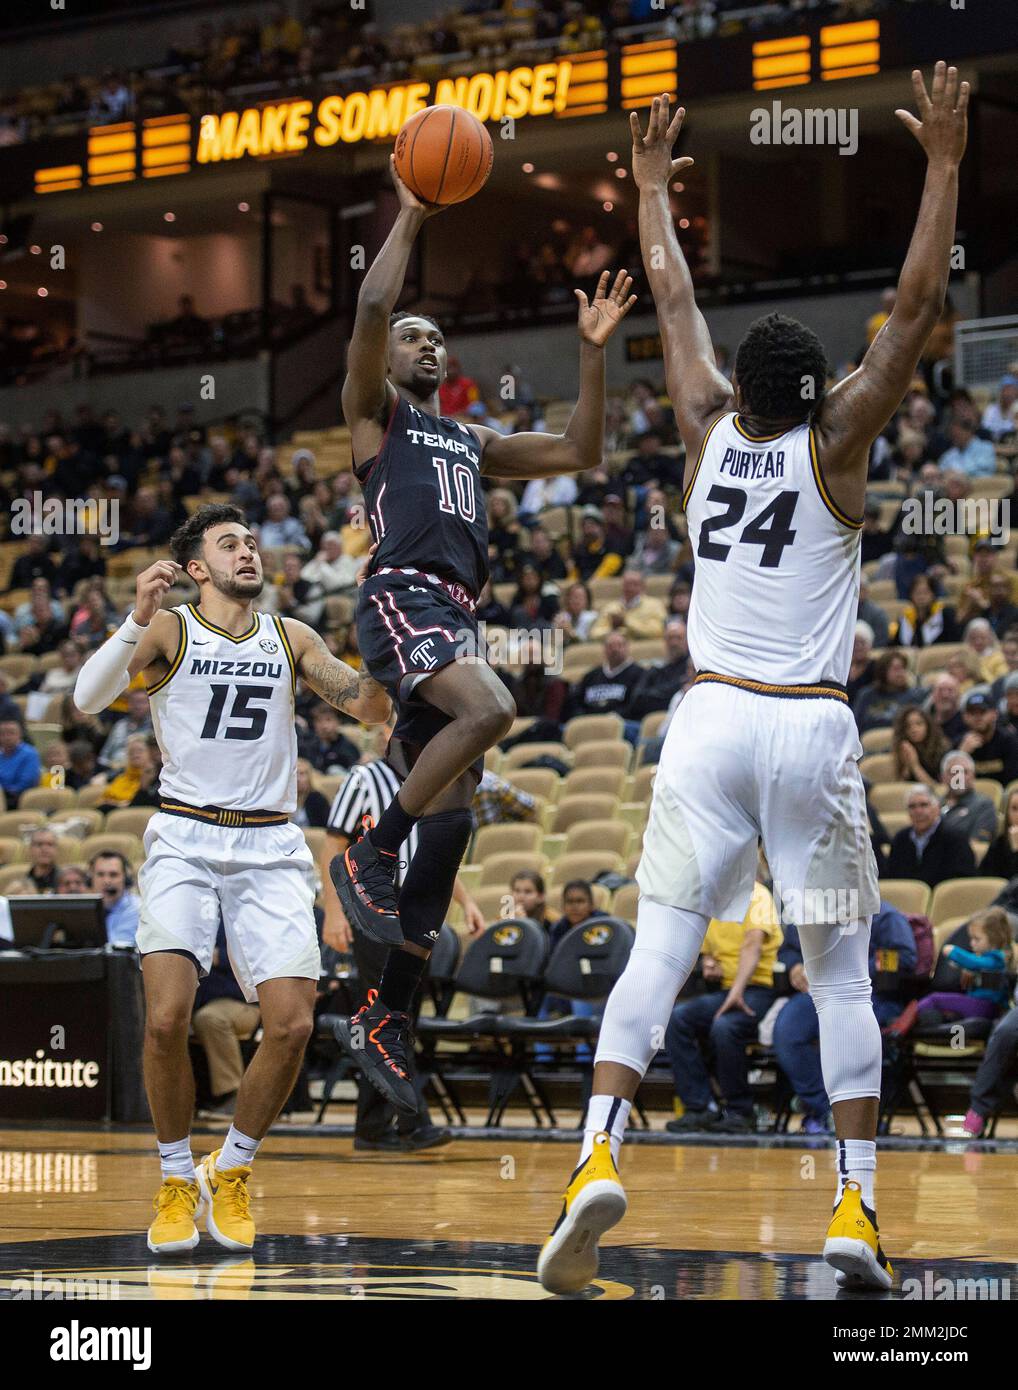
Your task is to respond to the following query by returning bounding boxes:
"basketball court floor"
[2,1125,1017,1300]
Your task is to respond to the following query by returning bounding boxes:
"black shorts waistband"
[693,671,849,703]
[159,801,289,827]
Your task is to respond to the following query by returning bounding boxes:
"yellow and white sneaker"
[196,1149,256,1252]
[824,1179,893,1290]
[537,1132,627,1295]
[147,1176,201,1255]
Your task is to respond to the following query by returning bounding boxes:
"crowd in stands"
[1,0,903,146]
[3,287,1018,1130]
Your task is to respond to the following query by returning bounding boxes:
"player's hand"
[389,155,444,218]
[717,989,756,1018]
[576,269,637,348]
[133,559,181,626]
[895,62,969,168]
[463,897,487,937]
[356,542,378,588]
[323,909,352,952]
[630,95,694,190]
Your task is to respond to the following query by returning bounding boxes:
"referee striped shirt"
[326,759,419,888]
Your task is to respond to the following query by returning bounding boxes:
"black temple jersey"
[355,394,490,597]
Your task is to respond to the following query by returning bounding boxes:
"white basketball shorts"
[136,812,321,1001]
[637,676,880,927]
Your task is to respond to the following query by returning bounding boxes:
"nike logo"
[118,638,137,646]
[284,847,298,856]
[193,640,211,646]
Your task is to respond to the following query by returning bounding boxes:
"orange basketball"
[393,105,493,207]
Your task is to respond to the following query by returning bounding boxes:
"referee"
[320,728,485,1151]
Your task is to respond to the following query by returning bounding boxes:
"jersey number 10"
[432,457,477,522]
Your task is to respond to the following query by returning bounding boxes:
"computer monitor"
[6,895,108,949]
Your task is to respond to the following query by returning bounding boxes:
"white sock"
[580,1094,632,1168]
[158,1137,196,1182]
[836,1138,876,1208]
[218,1126,261,1172]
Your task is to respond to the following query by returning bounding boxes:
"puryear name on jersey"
[147,604,299,812]
[685,413,863,688]
[355,394,489,598]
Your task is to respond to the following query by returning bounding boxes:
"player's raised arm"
[342,158,443,445]
[478,268,636,480]
[816,63,968,500]
[282,620,392,725]
[632,96,733,460]
[73,559,182,713]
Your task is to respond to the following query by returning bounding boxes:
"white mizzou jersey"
[684,412,863,688]
[147,604,298,813]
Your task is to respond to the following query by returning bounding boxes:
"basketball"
[393,104,493,207]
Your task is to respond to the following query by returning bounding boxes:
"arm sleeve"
[73,624,140,713]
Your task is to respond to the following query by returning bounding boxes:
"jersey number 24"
[697,486,799,569]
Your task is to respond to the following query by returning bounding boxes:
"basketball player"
[539,65,968,1294]
[74,504,390,1254]
[330,156,635,1115]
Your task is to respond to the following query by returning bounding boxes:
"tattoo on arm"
[300,635,361,711]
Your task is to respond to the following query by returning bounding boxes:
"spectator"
[63,738,103,791]
[301,530,359,597]
[857,574,890,649]
[164,293,210,350]
[527,526,568,583]
[865,287,897,345]
[273,551,321,624]
[534,880,608,1057]
[956,540,1018,626]
[884,783,976,886]
[259,494,311,552]
[591,570,666,641]
[511,870,554,933]
[983,575,1018,640]
[473,770,537,828]
[14,582,67,655]
[601,495,634,559]
[99,689,152,771]
[964,618,1008,684]
[90,850,140,946]
[26,828,60,893]
[629,495,680,576]
[509,560,559,629]
[292,758,330,829]
[890,573,959,647]
[891,705,947,787]
[668,577,692,621]
[886,908,1012,1038]
[0,673,21,727]
[773,900,916,1133]
[999,671,1018,734]
[552,581,598,644]
[962,989,1018,1136]
[853,651,924,733]
[0,720,41,805]
[298,702,359,774]
[438,356,480,417]
[940,749,999,844]
[69,583,115,651]
[519,472,578,519]
[980,375,1018,441]
[567,631,643,719]
[192,920,260,1118]
[937,415,997,477]
[925,672,966,746]
[568,509,624,581]
[664,881,782,1134]
[89,70,131,124]
[628,618,692,721]
[56,865,90,894]
[860,496,895,567]
[956,684,1018,786]
[98,734,159,809]
[621,431,682,490]
[846,622,877,706]
[10,535,58,590]
[945,647,982,695]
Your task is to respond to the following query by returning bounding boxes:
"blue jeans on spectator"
[665,987,775,1115]
[772,990,899,1119]
[534,994,598,1063]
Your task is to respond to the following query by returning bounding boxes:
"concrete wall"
[0,357,268,432]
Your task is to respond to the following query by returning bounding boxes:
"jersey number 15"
[200,684,272,741]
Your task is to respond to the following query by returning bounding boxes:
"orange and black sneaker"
[329,816,404,947]
[332,991,419,1117]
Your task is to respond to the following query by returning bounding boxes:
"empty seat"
[548,851,624,890]
[564,714,624,749]
[563,819,630,858]
[550,795,619,833]
[477,850,547,888]
[561,767,627,800]
[613,881,640,923]
[507,768,561,803]
[472,822,543,864]
[19,788,78,815]
[103,807,157,839]
[929,876,1007,926]
[572,741,631,771]
[79,833,146,865]
[878,878,931,918]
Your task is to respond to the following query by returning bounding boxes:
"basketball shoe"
[196,1149,256,1252]
[332,992,418,1116]
[823,1179,893,1289]
[330,816,404,946]
[147,1176,201,1254]
[537,1132,628,1295]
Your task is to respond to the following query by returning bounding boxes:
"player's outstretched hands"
[630,94,694,190]
[389,154,444,218]
[575,269,637,348]
[132,559,180,626]
[895,61,968,167]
